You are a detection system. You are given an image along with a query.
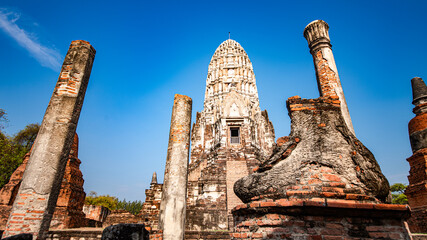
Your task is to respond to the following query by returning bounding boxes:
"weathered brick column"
[159,94,192,240]
[406,77,427,233]
[3,40,95,239]
[304,20,355,135]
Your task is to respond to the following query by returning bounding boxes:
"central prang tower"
[185,39,275,236]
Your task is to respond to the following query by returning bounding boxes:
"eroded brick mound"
[234,96,390,203]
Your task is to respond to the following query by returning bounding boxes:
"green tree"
[85,192,143,215]
[390,183,408,204]
[0,136,27,188]
[115,199,143,215]
[14,124,40,150]
[0,119,40,188]
[85,192,118,210]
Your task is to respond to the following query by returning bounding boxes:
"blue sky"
[0,1,426,201]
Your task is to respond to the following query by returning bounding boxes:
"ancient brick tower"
[406,77,427,233]
[186,39,275,236]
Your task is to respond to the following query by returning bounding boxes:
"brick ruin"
[0,134,87,234]
[231,96,411,239]
[2,40,96,239]
[185,39,275,237]
[1,21,425,240]
[229,20,412,240]
[406,77,427,233]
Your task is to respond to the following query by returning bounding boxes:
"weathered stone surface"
[234,96,390,203]
[2,233,33,240]
[304,20,354,135]
[101,224,148,240]
[3,40,95,239]
[159,94,192,240]
[186,39,275,237]
[406,77,427,233]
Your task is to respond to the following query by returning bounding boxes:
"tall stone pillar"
[304,20,355,135]
[159,94,192,240]
[3,40,95,239]
[406,77,427,233]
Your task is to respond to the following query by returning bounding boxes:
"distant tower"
[304,20,355,135]
[186,39,275,235]
[406,77,427,233]
[140,173,163,232]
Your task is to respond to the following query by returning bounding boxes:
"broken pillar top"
[303,20,331,52]
[70,40,96,54]
[411,77,427,106]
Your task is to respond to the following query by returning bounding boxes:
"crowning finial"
[151,172,158,184]
[229,32,230,40]
[411,77,427,105]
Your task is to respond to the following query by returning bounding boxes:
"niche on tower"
[227,119,243,147]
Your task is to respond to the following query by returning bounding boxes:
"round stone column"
[304,20,355,135]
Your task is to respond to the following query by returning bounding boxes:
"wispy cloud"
[0,9,61,71]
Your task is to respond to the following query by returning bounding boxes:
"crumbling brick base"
[232,199,412,240]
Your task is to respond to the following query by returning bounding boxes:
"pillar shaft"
[4,40,95,239]
[159,94,192,240]
[304,20,355,135]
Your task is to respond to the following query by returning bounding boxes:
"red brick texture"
[312,50,339,99]
[149,230,163,240]
[231,199,411,239]
[406,108,427,232]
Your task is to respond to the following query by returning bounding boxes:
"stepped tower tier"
[186,39,275,235]
[191,39,275,161]
[203,39,260,120]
